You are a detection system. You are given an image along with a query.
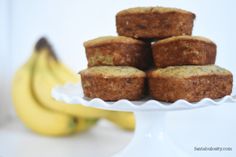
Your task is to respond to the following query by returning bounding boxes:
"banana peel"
[106,111,135,131]
[12,38,97,136]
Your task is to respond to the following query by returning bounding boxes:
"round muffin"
[147,65,233,102]
[84,36,152,70]
[80,66,146,101]
[116,6,195,39]
[151,36,217,68]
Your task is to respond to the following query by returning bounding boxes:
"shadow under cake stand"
[52,83,236,157]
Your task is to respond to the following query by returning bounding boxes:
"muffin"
[80,66,146,101]
[151,36,217,68]
[116,6,195,39]
[84,36,152,70]
[147,65,233,102]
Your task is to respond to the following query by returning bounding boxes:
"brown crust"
[116,7,195,39]
[84,36,144,47]
[147,71,233,102]
[80,74,146,101]
[151,36,217,68]
[84,38,152,70]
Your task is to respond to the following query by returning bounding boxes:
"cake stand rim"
[51,83,236,112]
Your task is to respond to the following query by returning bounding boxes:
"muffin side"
[84,36,152,70]
[147,65,233,102]
[151,36,217,68]
[80,66,146,101]
[116,6,195,39]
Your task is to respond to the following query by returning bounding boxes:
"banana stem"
[35,37,58,61]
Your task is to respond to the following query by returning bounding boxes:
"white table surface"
[0,103,235,157]
[0,119,132,157]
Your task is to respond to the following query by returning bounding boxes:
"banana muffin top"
[153,35,215,45]
[84,36,145,47]
[148,65,231,78]
[117,6,195,16]
[80,66,146,77]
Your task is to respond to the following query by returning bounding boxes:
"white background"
[0,0,236,157]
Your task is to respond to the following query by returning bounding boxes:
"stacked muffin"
[80,6,233,102]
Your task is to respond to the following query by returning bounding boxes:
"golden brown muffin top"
[80,66,146,77]
[153,36,215,45]
[117,6,195,16]
[148,65,231,78]
[84,36,144,47]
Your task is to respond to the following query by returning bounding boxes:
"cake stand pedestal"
[52,83,236,157]
[113,111,188,157]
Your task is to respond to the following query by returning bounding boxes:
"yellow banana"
[48,56,80,83]
[12,38,98,136]
[107,112,135,131]
[76,118,98,132]
[12,52,77,136]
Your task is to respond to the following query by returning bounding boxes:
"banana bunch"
[12,38,135,136]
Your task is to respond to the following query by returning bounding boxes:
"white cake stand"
[52,83,236,157]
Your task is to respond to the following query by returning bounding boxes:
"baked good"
[80,66,146,101]
[116,6,195,39]
[84,36,152,70]
[151,36,217,68]
[147,65,233,102]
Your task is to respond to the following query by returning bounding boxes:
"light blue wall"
[0,0,11,124]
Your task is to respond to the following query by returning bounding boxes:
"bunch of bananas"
[12,38,135,136]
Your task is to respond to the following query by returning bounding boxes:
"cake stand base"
[112,111,189,157]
